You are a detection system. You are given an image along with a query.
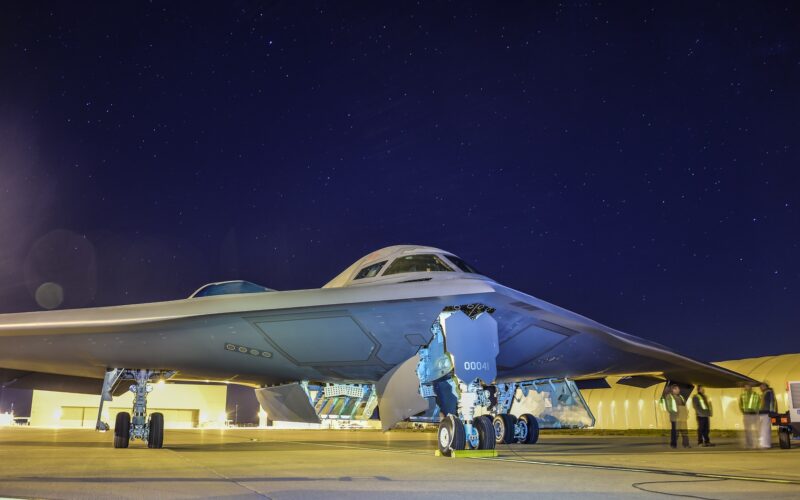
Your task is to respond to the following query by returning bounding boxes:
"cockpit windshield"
[383,254,453,275]
[354,260,386,280]
[444,254,481,274]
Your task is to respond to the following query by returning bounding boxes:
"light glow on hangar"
[29,384,227,429]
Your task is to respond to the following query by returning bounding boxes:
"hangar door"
[59,407,199,428]
[108,408,199,429]
[59,406,88,428]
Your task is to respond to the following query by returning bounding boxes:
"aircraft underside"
[0,246,753,454]
[33,299,745,455]
[251,304,595,455]
[91,303,576,453]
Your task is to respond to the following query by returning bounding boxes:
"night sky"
[1,3,799,415]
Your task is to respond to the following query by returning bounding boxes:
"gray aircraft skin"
[0,245,749,394]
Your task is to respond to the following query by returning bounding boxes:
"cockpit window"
[444,254,481,274]
[354,261,387,280]
[383,254,454,275]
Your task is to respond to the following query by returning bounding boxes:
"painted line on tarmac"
[475,452,800,486]
[167,448,274,499]
[261,438,800,486]
[258,438,433,457]
[241,436,800,486]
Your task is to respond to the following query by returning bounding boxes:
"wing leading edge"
[489,283,753,388]
[0,274,752,390]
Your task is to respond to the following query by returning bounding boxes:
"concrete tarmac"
[0,427,798,499]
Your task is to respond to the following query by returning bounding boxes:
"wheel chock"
[434,449,498,458]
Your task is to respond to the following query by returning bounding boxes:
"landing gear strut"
[95,369,172,449]
[418,307,500,456]
[417,307,548,455]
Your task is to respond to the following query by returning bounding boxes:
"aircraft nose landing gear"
[114,409,164,449]
[97,369,171,449]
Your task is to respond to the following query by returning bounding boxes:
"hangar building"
[582,353,800,430]
[25,354,799,431]
[29,383,227,429]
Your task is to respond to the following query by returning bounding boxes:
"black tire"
[493,414,516,445]
[778,427,791,449]
[474,415,496,449]
[113,412,131,449]
[148,412,164,449]
[517,413,540,444]
[437,414,466,457]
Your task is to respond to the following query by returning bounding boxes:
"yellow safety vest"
[665,393,684,413]
[696,395,707,410]
[740,391,760,413]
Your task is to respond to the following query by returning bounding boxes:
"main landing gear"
[433,381,499,456]
[490,382,540,445]
[492,413,540,445]
[417,306,544,456]
[437,414,466,454]
[96,369,171,449]
[414,306,531,456]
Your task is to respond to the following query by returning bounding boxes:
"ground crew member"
[692,385,714,447]
[739,382,761,449]
[664,384,690,448]
[758,382,776,449]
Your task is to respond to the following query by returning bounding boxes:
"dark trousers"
[670,421,689,447]
[696,416,710,444]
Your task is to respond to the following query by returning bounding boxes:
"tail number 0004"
[463,361,490,371]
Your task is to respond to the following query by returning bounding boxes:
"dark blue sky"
[1,1,798,369]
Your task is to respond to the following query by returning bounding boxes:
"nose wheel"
[438,414,466,456]
[103,369,171,449]
[113,412,131,449]
[147,413,164,449]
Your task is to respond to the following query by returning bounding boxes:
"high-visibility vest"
[739,390,760,413]
[695,394,708,410]
[665,393,684,413]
